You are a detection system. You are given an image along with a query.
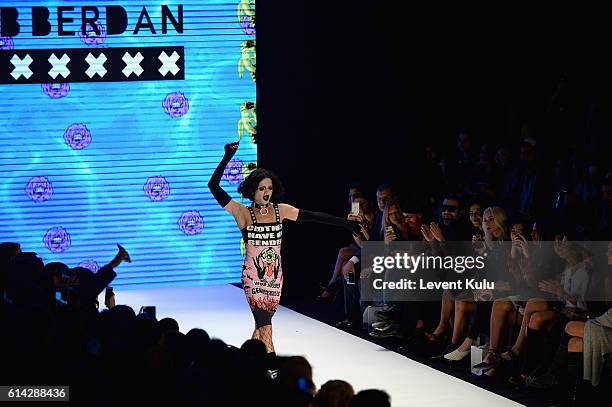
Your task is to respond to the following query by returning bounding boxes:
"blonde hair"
[383,200,408,240]
[483,206,509,241]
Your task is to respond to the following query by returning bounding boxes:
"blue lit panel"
[0,0,257,289]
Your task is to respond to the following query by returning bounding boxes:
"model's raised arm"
[208,142,246,225]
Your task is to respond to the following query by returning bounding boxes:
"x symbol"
[122,52,144,77]
[158,51,180,76]
[10,54,33,79]
[49,53,71,79]
[85,53,107,78]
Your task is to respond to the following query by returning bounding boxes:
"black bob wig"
[237,168,285,201]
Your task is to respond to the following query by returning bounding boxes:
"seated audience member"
[314,380,354,407]
[348,389,391,407]
[336,184,396,329]
[319,196,376,301]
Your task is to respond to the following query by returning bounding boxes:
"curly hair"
[237,168,285,201]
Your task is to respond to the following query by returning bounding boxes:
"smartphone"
[104,287,114,307]
[351,201,360,216]
[140,305,156,320]
[386,225,394,234]
[346,271,355,285]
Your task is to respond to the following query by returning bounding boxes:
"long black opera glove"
[296,209,361,234]
[208,142,238,207]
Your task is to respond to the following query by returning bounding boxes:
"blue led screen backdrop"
[0,0,257,288]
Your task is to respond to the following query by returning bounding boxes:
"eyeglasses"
[442,205,459,213]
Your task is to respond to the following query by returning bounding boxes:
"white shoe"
[443,348,470,361]
[372,320,392,329]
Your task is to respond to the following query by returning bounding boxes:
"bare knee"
[456,300,475,314]
[568,337,583,353]
[524,299,547,313]
[565,321,585,338]
[493,299,512,314]
[528,311,554,330]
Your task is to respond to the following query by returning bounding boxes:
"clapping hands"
[421,222,445,242]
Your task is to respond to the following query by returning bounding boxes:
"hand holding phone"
[105,287,115,309]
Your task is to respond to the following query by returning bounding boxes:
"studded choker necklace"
[253,201,270,215]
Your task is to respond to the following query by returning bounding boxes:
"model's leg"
[257,324,275,353]
[252,326,260,341]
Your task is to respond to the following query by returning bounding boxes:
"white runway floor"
[100,284,521,407]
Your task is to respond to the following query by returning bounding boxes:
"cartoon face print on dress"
[252,247,280,280]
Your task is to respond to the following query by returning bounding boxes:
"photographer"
[67,244,131,313]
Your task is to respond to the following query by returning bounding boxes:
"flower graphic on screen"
[240,15,256,36]
[43,227,71,253]
[143,176,171,201]
[0,36,14,50]
[79,22,106,45]
[223,159,244,185]
[41,83,70,99]
[77,259,100,273]
[237,0,255,35]
[25,176,53,202]
[162,92,189,118]
[238,101,257,144]
[178,210,204,235]
[243,161,257,179]
[64,123,92,150]
[238,40,256,82]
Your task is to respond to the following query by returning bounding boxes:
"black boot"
[548,352,584,407]
[526,332,571,389]
[565,352,583,406]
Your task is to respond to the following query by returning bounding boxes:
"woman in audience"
[318,196,376,301]
[443,207,514,361]
[468,201,484,238]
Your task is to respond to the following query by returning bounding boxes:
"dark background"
[254,0,612,298]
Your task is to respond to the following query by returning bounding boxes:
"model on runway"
[208,142,360,354]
